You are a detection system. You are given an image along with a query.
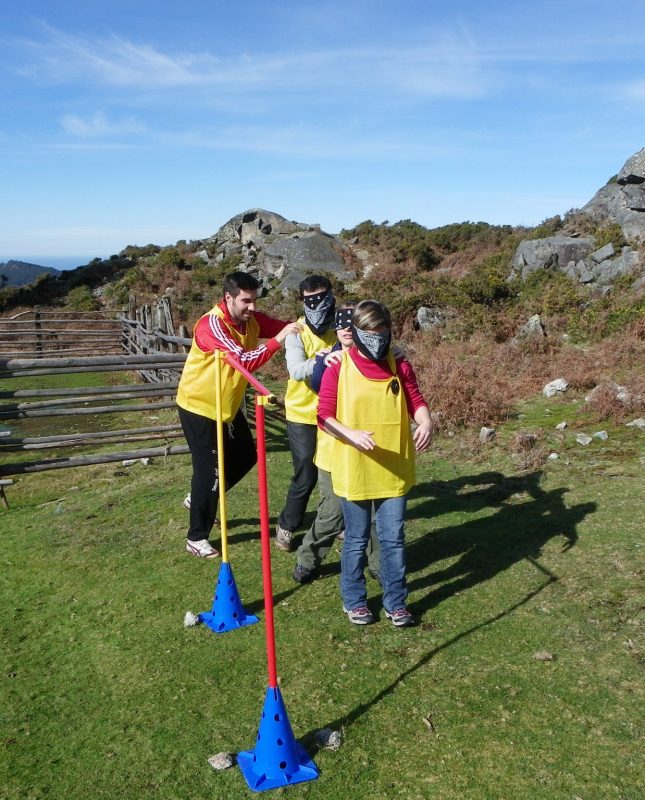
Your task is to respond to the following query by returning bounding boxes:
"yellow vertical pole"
[214,350,229,563]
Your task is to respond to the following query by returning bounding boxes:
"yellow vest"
[314,427,334,472]
[176,305,260,422]
[284,318,336,424]
[331,351,415,501]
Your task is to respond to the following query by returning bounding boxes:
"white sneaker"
[186,538,220,559]
[183,494,191,510]
[275,524,294,552]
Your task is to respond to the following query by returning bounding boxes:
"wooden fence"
[0,308,124,358]
[0,299,194,501]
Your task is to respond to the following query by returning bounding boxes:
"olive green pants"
[296,468,380,573]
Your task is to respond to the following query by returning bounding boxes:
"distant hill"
[0,260,61,288]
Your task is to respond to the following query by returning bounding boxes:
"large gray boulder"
[203,209,356,291]
[590,247,641,285]
[580,148,645,241]
[508,236,594,280]
[617,149,645,186]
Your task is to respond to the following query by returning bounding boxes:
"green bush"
[519,270,581,317]
[458,253,514,307]
[528,215,564,240]
[67,285,100,311]
[593,222,627,251]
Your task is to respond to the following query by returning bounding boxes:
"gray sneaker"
[275,524,294,552]
[385,608,416,628]
[343,605,375,625]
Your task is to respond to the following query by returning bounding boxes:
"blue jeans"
[340,496,408,613]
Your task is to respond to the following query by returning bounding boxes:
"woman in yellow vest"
[292,303,381,585]
[317,300,433,627]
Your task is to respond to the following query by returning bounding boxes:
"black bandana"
[334,308,353,330]
[303,290,335,335]
[351,325,391,361]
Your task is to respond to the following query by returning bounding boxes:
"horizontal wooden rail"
[2,430,184,452]
[0,330,122,337]
[0,382,178,400]
[0,353,186,369]
[0,349,123,358]
[0,399,177,420]
[1,388,177,412]
[0,444,190,476]
[0,363,185,378]
[1,424,183,446]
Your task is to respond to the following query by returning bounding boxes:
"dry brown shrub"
[509,429,549,470]
[585,384,628,422]
[584,376,645,422]
[511,429,542,453]
[407,324,643,430]
[409,338,515,427]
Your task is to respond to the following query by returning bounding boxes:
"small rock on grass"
[314,728,343,750]
[183,611,201,627]
[626,418,645,430]
[576,434,592,446]
[208,752,235,770]
[555,421,567,430]
[533,651,555,662]
[479,426,496,443]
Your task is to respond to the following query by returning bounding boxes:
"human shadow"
[402,471,595,616]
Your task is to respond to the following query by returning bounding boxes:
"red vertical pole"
[255,396,278,689]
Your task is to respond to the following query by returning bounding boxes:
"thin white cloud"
[60,111,146,137]
[15,22,490,99]
[154,123,467,160]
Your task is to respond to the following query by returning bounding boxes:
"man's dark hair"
[298,274,332,298]
[223,271,261,298]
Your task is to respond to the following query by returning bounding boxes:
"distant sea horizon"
[0,255,108,271]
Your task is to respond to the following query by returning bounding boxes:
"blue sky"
[1,0,644,267]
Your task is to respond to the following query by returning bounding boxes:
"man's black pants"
[178,406,257,541]
[278,421,318,532]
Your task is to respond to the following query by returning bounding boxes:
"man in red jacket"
[176,271,301,558]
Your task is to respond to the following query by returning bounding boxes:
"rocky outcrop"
[508,236,594,281]
[580,148,645,242]
[202,209,356,291]
[414,306,455,331]
[508,149,644,288]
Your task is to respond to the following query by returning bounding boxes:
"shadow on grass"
[300,470,596,753]
[404,471,596,616]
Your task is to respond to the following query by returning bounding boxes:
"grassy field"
[1,388,643,800]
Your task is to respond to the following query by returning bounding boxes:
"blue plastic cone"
[198,562,259,633]
[238,686,319,792]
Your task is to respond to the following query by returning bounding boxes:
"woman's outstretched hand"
[345,429,376,452]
